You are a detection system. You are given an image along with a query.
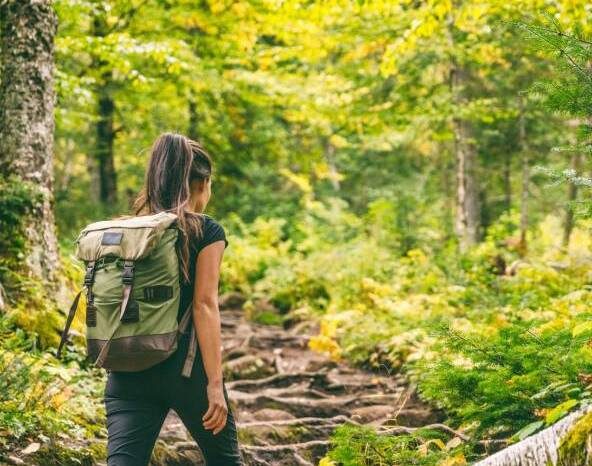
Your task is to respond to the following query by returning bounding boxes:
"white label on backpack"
[101,232,123,246]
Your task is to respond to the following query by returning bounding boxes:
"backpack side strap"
[179,301,196,378]
[178,301,193,334]
[56,289,83,358]
[182,325,197,378]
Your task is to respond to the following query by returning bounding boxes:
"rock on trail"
[152,299,438,465]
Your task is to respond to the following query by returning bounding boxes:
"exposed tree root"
[153,307,437,465]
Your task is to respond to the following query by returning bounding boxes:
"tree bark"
[447,9,480,250]
[563,151,581,247]
[96,79,117,204]
[518,95,529,255]
[92,11,118,205]
[503,150,512,211]
[451,68,480,250]
[0,0,59,282]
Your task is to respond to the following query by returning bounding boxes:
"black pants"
[103,331,243,466]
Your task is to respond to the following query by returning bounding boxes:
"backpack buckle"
[122,260,135,285]
[84,261,96,286]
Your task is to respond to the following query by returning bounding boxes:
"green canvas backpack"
[57,212,197,378]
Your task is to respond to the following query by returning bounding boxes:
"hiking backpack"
[57,212,197,378]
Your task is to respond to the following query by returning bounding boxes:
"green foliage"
[416,319,590,436]
[556,410,592,466]
[0,317,105,461]
[221,203,592,453]
[5,0,592,462]
[0,176,67,348]
[520,18,592,120]
[326,424,460,466]
[0,176,40,280]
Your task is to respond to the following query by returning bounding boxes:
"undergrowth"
[221,200,592,463]
[0,175,105,464]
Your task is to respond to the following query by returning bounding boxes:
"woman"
[103,133,243,465]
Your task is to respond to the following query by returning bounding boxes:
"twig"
[378,422,470,442]
[241,439,330,452]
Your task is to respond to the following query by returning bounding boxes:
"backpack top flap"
[75,212,178,262]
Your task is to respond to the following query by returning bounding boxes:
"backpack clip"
[84,261,96,303]
[122,260,134,285]
[84,261,96,286]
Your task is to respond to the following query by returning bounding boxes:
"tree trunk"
[451,69,480,250]
[323,139,340,191]
[0,0,59,282]
[503,150,512,211]
[518,95,529,255]
[447,10,480,251]
[442,148,456,240]
[563,151,581,247]
[92,12,117,205]
[96,79,117,204]
[475,406,592,466]
[188,98,200,140]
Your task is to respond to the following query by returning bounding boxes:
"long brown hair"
[133,132,213,282]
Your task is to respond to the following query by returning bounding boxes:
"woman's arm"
[193,239,227,435]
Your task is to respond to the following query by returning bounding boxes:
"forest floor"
[152,295,441,465]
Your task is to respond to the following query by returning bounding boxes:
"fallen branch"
[238,414,360,429]
[242,439,330,452]
[474,406,592,466]
[378,423,470,442]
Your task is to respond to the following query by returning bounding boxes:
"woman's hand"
[203,381,228,435]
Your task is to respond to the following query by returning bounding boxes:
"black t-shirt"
[177,214,228,321]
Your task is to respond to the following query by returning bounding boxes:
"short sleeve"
[196,216,228,254]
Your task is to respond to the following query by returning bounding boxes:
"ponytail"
[133,132,213,282]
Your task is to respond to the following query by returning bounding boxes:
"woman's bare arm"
[193,240,227,434]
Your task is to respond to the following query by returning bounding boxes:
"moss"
[0,175,41,281]
[237,426,258,445]
[286,425,310,442]
[557,411,592,466]
[5,277,63,349]
[0,248,85,352]
[252,309,284,326]
[0,175,68,350]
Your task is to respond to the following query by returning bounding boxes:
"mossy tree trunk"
[0,0,59,283]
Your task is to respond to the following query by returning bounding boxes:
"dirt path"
[153,297,438,465]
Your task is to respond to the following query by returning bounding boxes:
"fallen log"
[474,406,592,466]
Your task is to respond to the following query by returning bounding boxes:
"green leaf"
[511,421,544,442]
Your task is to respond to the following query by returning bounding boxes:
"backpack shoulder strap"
[57,260,97,358]
[94,260,135,368]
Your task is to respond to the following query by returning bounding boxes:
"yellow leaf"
[438,453,467,466]
[446,436,463,450]
[573,321,592,337]
[418,438,446,455]
[329,134,348,148]
[319,458,337,466]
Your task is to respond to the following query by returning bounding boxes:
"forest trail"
[154,295,440,465]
